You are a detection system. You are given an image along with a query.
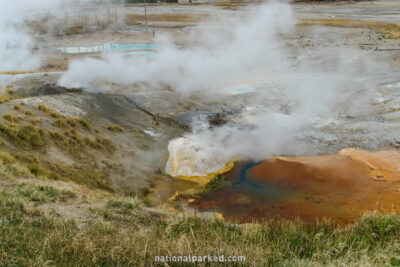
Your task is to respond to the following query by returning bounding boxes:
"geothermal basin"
[190,149,400,225]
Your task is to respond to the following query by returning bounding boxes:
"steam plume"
[59,2,389,161]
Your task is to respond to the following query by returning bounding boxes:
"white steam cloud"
[59,2,295,92]
[0,0,63,71]
[0,0,114,71]
[59,2,388,163]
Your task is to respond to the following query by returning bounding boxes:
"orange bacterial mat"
[190,149,400,224]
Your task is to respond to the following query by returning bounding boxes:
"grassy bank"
[1,175,400,266]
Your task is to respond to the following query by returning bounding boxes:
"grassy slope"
[1,169,400,266]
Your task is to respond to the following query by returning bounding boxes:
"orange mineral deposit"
[191,149,400,224]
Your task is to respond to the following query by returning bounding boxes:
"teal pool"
[58,43,158,54]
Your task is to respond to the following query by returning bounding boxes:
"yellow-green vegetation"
[0,70,37,75]
[29,117,41,124]
[0,122,44,149]
[24,110,34,116]
[125,13,208,25]
[5,85,14,95]
[76,117,91,130]
[38,104,51,113]
[0,151,30,179]
[15,183,76,203]
[0,150,114,191]
[48,129,66,142]
[37,104,91,131]
[3,113,18,123]
[48,128,115,157]
[0,86,20,104]
[54,118,68,128]
[44,162,114,191]
[106,124,124,132]
[1,176,400,266]
[83,136,115,152]
[0,105,115,191]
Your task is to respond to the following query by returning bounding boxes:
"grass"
[45,163,115,192]
[29,117,41,124]
[38,104,51,113]
[15,183,74,203]
[300,18,400,39]
[38,104,91,131]
[48,129,66,142]
[75,117,91,130]
[1,178,400,266]
[3,113,18,123]
[0,122,45,149]
[0,70,37,75]
[24,110,34,116]
[83,136,115,151]
[125,13,208,25]
[0,147,114,191]
[0,151,30,179]
[49,128,115,157]
[106,124,124,132]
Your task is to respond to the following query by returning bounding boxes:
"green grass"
[1,180,400,266]
[15,183,75,202]
[0,122,44,149]
[46,163,115,192]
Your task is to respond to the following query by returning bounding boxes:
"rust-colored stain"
[190,149,400,224]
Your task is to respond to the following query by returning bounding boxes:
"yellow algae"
[166,137,235,184]
[173,161,235,184]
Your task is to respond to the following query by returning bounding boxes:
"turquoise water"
[59,43,158,54]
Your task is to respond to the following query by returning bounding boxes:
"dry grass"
[24,110,34,116]
[38,104,51,113]
[75,117,91,130]
[48,130,66,142]
[0,176,400,266]
[0,88,20,104]
[125,13,208,25]
[106,125,124,132]
[0,122,44,149]
[38,104,91,131]
[300,18,400,39]
[214,0,241,8]
[29,117,41,124]
[3,113,18,123]
[0,70,37,75]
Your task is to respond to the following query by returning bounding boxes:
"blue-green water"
[59,43,158,54]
